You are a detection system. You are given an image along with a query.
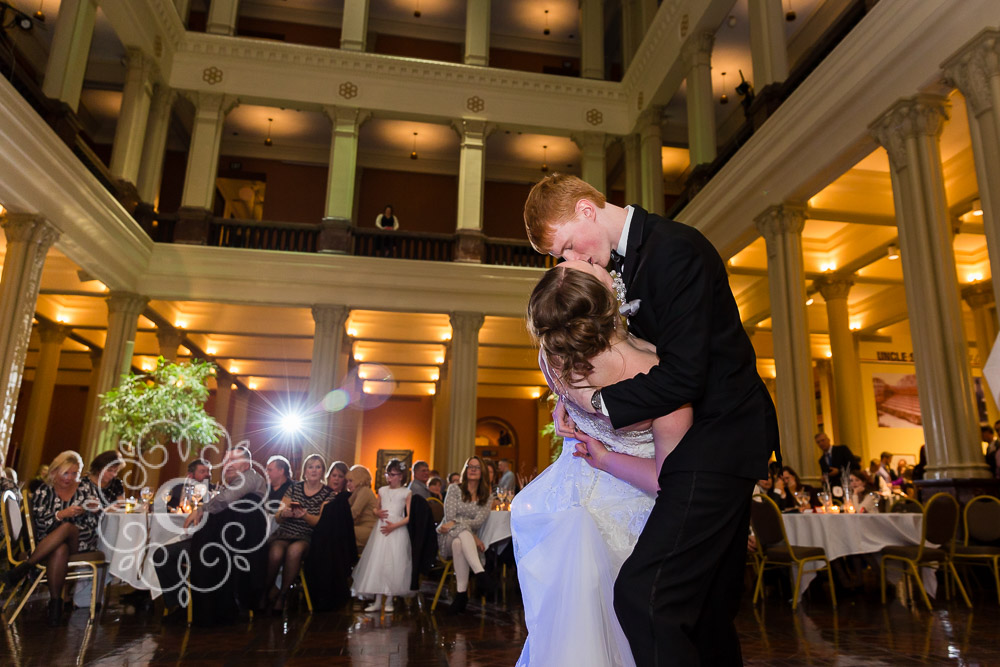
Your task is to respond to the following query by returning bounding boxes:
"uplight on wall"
[354,351,364,361]
[971,198,983,216]
[174,320,187,329]
[440,331,452,341]
[435,355,444,364]
[825,350,833,358]
[820,262,837,272]
[849,322,861,331]
[968,272,984,283]
[229,365,239,374]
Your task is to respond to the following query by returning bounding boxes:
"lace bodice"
[539,350,655,459]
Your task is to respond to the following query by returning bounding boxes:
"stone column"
[637,108,664,215]
[110,48,156,187]
[681,31,717,168]
[431,361,452,471]
[206,0,240,35]
[320,106,367,254]
[230,388,251,444]
[308,305,349,461]
[82,292,149,460]
[79,348,102,456]
[871,95,988,479]
[580,0,604,80]
[156,325,184,362]
[454,119,490,262]
[177,93,237,243]
[944,31,1000,310]
[174,0,193,26]
[963,283,1000,426]
[446,312,484,476]
[623,133,642,204]
[41,0,98,112]
[464,0,491,66]
[748,0,789,90]
[213,370,233,433]
[137,86,176,206]
[340,0,371,52]
[755,205,814,476]
[18,322,69,478]
[816,277,867,455]
[0,215,59,466]
[621,0,639,70]
[574,132,606,193]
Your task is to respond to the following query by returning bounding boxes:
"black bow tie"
[610,249,624,274]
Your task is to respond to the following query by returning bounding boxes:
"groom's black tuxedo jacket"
[601,206,779,481]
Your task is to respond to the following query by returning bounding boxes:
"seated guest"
[913,445,927,480]
[156,447,268,618]
[4,451,102,626]
[429,468,441,480]
[437,456,495,614]
[265,455,293,510]
[847,470,878,513]
[775,466,818,511]
[426,477,445,522]
[85,450,125,507]
[427,476,444,501]
[167,458,213,510]
[448,472,460,486]
[27,464,49,495]
[346,465,377,553]
[264,454,332,613]
[484,459,499,488]
[304,460,357,611]
[498,459,516,491]
[409,460,431,499]
[753,475,782,505]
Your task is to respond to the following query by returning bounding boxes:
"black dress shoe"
[47,599,63,627]
[475,571,496,596]
[3,561,33,588]
[447,592,468,615]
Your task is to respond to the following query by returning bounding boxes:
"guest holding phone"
[4,451,103,626]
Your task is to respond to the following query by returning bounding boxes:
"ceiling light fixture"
[968,272,984,283]
[264,117,273,147]
[543,9,550,36]
[410,132,418,160]
[34,0,44,22]
[971,198,983,216]
[805,298,814,306]
[541,144,549,173]
[887,244,900,260]
[785,0,796,21]
[720,72,728,105]
[413,0,421,18]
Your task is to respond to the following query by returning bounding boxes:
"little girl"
[351,459,413,613]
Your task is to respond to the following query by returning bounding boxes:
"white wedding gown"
[511,391,655,667]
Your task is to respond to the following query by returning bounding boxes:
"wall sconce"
[543,9,550,35]
[720,72,728,105]
[971,198,983,216]
[264,118,273,147]
[541,145,549,173]
[410,132,418,160]
[886,244,900,260]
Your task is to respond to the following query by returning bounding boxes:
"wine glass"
[817,491,831,509]
[192,483,208,507]
[141,486,153,508]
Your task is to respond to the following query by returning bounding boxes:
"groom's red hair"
[524,173,606,253]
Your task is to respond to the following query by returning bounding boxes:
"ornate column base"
[914,477,1000,504]
[318,217,353,254]
[454,229,485,263]
[174,207,213,245]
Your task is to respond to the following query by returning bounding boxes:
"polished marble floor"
[1,579,998,666]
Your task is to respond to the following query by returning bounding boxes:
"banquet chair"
[749,494,836,611]
[429,558,487,612]
[1,489,108,626]
[890,497,924,514]
[952,495,1000,604]
[879,492,970,610]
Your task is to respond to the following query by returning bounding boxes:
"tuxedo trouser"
[614,471,755,667]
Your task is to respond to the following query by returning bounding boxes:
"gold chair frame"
[952,494,1000,605]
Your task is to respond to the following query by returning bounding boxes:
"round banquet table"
[478,510,511,548]
[98,511,190,598]
[781,512,937,601]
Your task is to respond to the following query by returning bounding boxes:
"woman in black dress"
[263,454,332,612]
[303,461,357,611]
[85,450,125,507]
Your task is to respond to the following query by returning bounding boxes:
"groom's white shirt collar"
[616,206,634,258]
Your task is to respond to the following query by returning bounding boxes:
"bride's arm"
[575,406,693,494]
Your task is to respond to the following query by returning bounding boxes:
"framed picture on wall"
[375,449,413,485]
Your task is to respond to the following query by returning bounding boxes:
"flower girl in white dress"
[351,459,413,613]
[512,261,693,667]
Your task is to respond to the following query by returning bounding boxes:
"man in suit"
[815,432,860,488]
[524,174,778,666]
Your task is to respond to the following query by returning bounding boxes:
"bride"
[512,260,692,667]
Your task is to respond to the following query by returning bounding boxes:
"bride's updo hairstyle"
[528,265,618,385]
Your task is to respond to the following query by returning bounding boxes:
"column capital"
[311,304,349,329]
[681,31,714,68]
[322,106,371,132]
[869,94,950,170]
[815,276,854,301]
[36,320,70,345]
[123,46,159,88]
[571,131,607,154]
[106,291,149,317]
[155,325,184,354]
[183,91,240,117]
[449,311,485,335]
[150,83,177,110]
[942,30,1000,117]
[0,213,61,249]
[451,119,494,144]
[962,282,995,310]
[754,204,805,241]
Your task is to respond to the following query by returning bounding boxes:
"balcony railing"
[210,218,319,253]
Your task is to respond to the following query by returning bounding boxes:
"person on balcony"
[375,204,400,230]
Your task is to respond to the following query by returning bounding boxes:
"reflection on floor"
[1,584,998,666]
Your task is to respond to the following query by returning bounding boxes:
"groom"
[525,174,779,666]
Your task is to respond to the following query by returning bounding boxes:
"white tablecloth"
[99,512,191,598]
[782,513,937,601]
[479,510,511,547]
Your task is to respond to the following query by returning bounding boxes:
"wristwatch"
[591,389,604,413]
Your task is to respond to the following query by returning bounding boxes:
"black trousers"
[614,471,755,666]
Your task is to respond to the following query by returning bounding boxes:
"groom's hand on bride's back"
[553,397,578,438]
